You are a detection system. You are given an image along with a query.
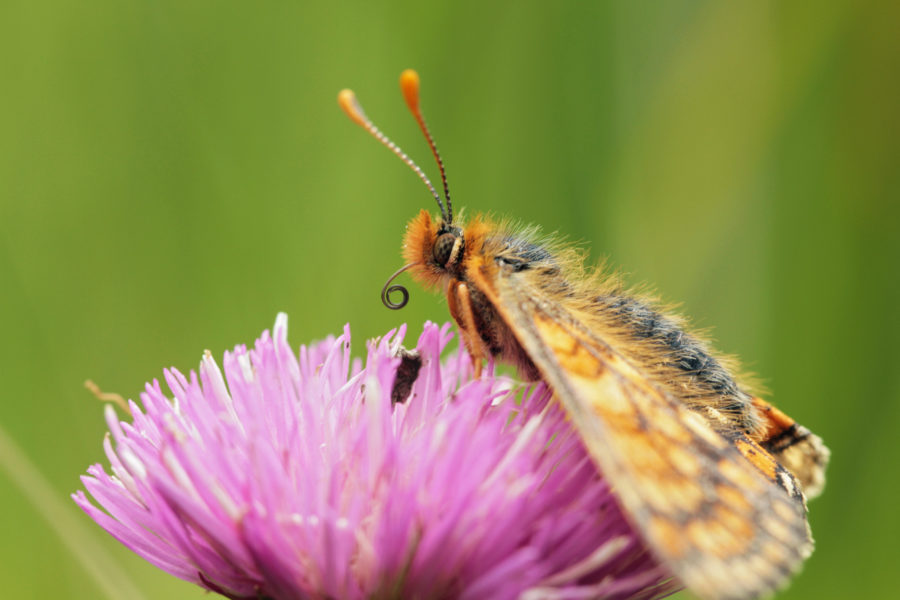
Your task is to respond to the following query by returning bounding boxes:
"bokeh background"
[1,1,897,598]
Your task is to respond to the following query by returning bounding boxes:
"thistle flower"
[74,315,679,600]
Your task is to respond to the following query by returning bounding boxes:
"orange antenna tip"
[337,89,369,128]
[400,69,421,112]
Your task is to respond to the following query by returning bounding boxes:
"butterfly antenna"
[399,69,452,224]
[338,87,447,220]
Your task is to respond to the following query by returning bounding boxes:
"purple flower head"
[74,315,679,599]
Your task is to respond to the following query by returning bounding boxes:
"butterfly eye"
[433,233,456,267]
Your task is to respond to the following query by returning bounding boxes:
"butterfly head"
[394,210,466,295]
[339,70,467,310]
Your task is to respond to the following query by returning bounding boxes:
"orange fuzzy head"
[401,210,497,291]
[402,210,461,291]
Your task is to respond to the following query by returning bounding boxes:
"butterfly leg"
[447,280,487,378]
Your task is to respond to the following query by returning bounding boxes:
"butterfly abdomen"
[590,293,761,434]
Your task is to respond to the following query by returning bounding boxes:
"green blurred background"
[1,1,897,598]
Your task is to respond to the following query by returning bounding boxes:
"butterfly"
[338,70,829,600]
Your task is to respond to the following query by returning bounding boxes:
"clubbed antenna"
[337,71,452,223]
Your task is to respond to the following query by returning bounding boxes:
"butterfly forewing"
[469,265,813,600]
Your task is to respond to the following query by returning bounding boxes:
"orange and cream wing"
[468,266,813,600]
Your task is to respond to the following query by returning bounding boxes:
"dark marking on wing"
[763,425,808,452]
